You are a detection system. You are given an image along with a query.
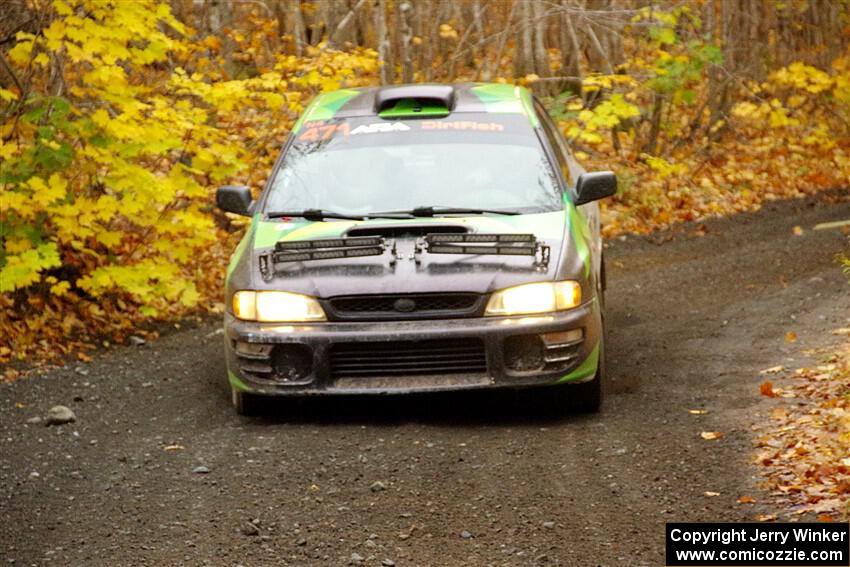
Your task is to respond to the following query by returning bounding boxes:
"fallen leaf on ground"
[792,225,804,235]
[771,407,788,420]
[760,381,776,397]
[164,444,184,451]
[700,431,724,440]
[756,344,850,520]
[785,331,798,343]
[688,409,708,415]
[832,328,850,336]
[737,495,756,504]
[756,514,777,522]
[760,365,784,375]
[818,514,834,522]
[704,491,721,497]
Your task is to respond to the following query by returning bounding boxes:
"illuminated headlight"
[484,281,581,316]
[232,291,326,322]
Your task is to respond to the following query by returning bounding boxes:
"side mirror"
[216,185,254,216]
[574,171,617,206]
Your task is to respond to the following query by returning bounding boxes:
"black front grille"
[329,338,487,378]
[326,293,481,320]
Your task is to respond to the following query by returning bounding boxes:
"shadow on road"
[240,388,598,427]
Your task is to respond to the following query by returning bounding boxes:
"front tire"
[549,339,605,414]
[231,388,262,416]
[569,360,603,413]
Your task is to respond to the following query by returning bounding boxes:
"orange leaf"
[785,331,798,343]
[760,381,776,397]
[737,495,756,504]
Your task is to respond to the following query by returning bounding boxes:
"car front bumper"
[224,300,602,396]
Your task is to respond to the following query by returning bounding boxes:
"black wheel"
[231,388,262,416]
[547,339,605,414]
[569,360,603,413]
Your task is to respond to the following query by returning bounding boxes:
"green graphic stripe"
[228,369,252,392]
[226,215,258,277]
[469,83,525,114]
[566,202,591,278]
[518,86,540,127]
[253,219,310,249]
[557,343,599,383]
[293,89,360,132]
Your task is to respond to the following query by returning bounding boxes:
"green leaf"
[650,26,677,46]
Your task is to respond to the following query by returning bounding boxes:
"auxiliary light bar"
[272,245,385,263]
[417,232,550,268]
[428,244,536,256]
[275,236,384,250]
[259,236,392,280]
[424,233,536,244]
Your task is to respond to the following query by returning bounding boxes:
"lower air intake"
[329,338,487,378]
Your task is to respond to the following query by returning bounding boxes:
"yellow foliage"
[2,0,846,366]
[642,155,686,179]
[0,0,383,367]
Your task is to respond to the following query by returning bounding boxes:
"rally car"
[216,83,616,415]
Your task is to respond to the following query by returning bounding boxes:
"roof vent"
[375,85,455,118]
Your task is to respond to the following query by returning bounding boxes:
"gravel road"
[2,192,849,567]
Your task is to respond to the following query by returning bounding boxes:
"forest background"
[0,0,849,368]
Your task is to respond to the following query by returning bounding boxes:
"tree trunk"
[376,0,394,84]
[206,0,234,70]
[582,12,613,74]
[514,0,534,77]
[397,1,414,83]
[289,0,307,56]
[328,0,368,49]
[470,0,485,78]
[531,0,550,77]
[482,1,515,82]
[559,1,583,95]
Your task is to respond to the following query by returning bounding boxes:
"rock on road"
[1,193,848,566]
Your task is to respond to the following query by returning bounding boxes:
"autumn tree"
[1,0,848,368]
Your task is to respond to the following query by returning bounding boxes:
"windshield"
[263,113,563,216]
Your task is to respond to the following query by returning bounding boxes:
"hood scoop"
[346,224,468,238]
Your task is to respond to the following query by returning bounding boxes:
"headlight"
[232,290,326,322]
[484,281,581,316]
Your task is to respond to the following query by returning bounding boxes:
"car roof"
[295,82,541,129]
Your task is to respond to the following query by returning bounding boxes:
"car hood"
[239,212,573,297]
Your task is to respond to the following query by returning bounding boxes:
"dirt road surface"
[2,192,849,566]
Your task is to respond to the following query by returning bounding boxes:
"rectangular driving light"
[425,233,536,244]
[275,236,384,250]
[273,245,385,263]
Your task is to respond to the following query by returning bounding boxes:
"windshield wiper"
[370,206,522,217]
[266,209,411,221]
